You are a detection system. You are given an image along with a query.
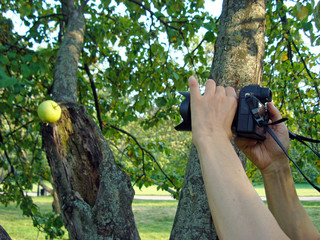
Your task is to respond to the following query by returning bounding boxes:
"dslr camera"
[175,85,272,140]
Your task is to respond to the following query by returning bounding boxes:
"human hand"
[189,76,238,148]
[234,102,290,173]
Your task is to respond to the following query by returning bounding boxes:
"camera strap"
[245,95,320,193]
[265,126,320,192]
[289,131,320,158]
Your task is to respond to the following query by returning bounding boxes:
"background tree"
[0,0,319,238]
[171,0,266,238]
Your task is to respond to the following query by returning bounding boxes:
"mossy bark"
[170,0,266,239]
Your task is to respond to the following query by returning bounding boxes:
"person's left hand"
[189,76,238,148]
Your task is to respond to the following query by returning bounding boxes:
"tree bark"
[42,103,140,239]
[42,1,140,239]
[39,179,60,213]
[52,0,85,103]
[170,145,217,239]
[0,225,11,240]
[210,0,266,91]
[170,0,266,239]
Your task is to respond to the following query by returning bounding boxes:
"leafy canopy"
[0,0,319,238]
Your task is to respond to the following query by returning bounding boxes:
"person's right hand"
[234,102,290,174]
[188,76,237,149]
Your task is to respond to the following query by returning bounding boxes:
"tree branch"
[127,0,180,31]
[39,180,54,195]
[107,124,179,191]
[84,64,103,130]
[3,120,34,140]
[52,0,86,102]
[80,0,90,12]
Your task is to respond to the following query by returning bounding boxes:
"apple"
[37,100,62,123]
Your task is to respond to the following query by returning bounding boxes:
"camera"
[175,85,272,140]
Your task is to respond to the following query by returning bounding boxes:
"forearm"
[197,137,289,240]
[262,162,320,240]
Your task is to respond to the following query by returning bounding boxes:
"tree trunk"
[0,225,11,240]
[39,180,60,213]
[210,0,266,90]
[41,1,140,239]
[52,1,85,103]
[42,103,140,239]
[170,0,266,239]
[170,145,217,239]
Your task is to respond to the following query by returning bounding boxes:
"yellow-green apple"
[37,100,61,123]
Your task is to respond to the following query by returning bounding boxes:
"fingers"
[188,76,201,100]
[204,79,216,96]
[189,76,237,99]
[267,102,282,122]
[225,86,237,98]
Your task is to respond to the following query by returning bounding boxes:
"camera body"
[235,85,272,140]
[175,85,272,140]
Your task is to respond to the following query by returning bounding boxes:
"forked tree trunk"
[41,1,140,239]
[42,103,140,239]
[42,0,266,239]
[170,0,266,239]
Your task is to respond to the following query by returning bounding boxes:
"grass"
[134,183,320,197]
[252,183,320,197]
[133,200,178,240]
[0,197,177,240]
[1,184,319,240]
[133,185,172,196]
[0,197,69,240]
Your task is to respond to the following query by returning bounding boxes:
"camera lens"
[260,88,272,103]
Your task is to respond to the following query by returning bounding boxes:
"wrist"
[261,158,299,207]
[193,132,232,152]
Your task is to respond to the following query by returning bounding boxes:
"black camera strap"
[289,131,320,158]
[265,126,320,193]
[245,95,320,193]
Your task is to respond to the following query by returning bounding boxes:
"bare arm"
[189,77,289,240]
[235,102,320,240]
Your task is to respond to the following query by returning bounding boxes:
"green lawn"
[133,200,178,240]
[1,184,319,240]
[251,183,320,197]
[0,197,66,240]
[135,183,320,197]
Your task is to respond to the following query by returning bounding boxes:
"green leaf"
[204,31,215,42]
[21,64,32,77]
[0,66,17,88]
[0,55,9,65]
[296,4,309,20]
[302,21,313,31]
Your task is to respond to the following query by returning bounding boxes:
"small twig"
[128,0,180,32]
[291,41,316,81]
[80,0,90,12]
[3,120,35,140]
[107,124,179,190]
[84,63,103,130]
